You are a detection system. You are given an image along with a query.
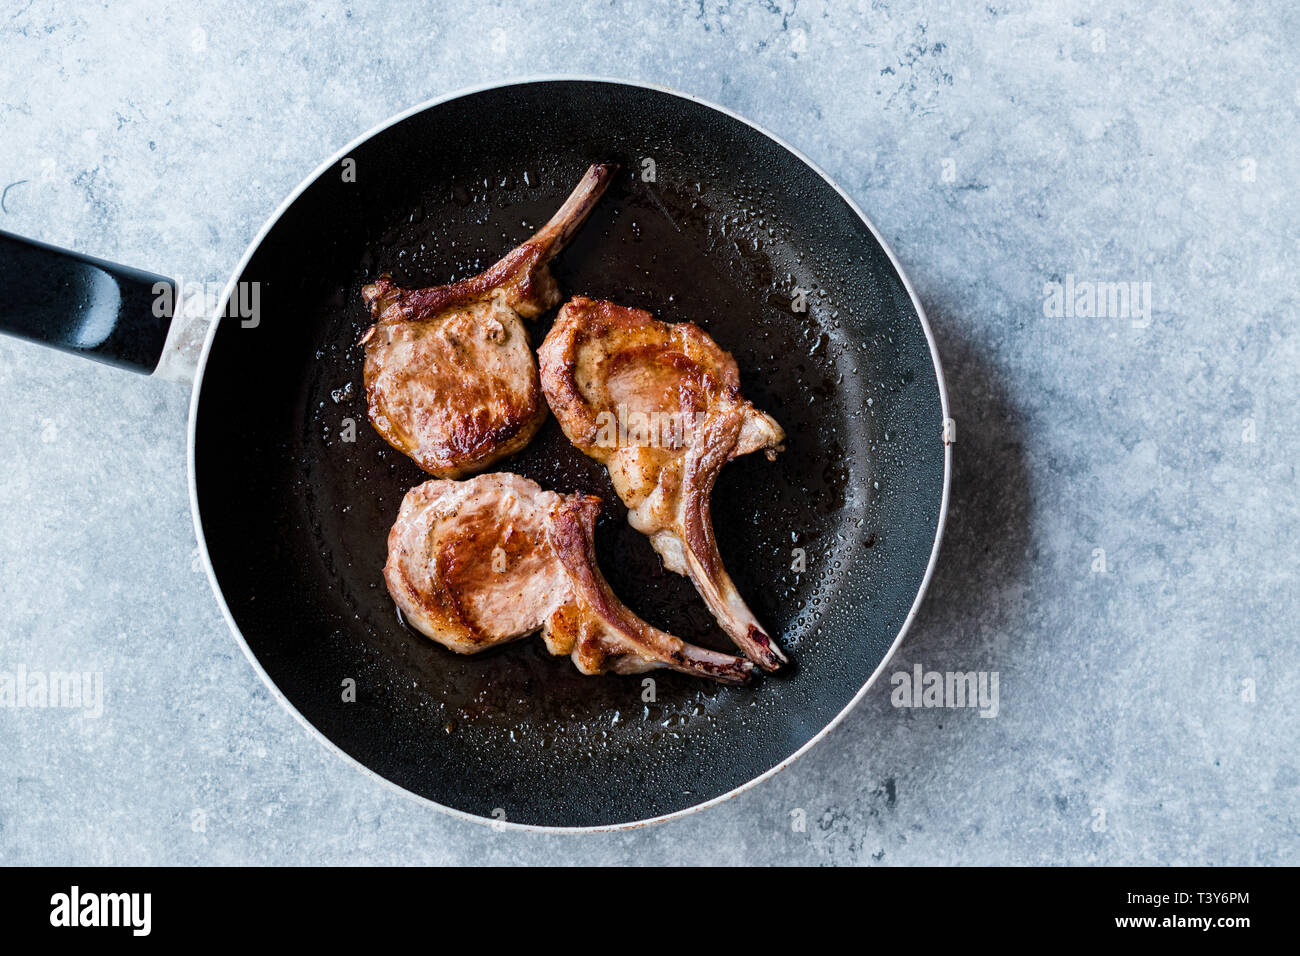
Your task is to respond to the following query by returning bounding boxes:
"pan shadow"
[905,297,1034,659]
[789,294,1034,758]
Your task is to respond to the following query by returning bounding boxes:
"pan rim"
[187,75,952,835]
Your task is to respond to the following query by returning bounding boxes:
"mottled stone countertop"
[1,0,1295,864]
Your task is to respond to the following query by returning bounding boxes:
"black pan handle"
[0,229,175,374]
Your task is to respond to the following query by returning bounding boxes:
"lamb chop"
[537,296,789,671]
[384,472,755,684]
[359,164,616,478]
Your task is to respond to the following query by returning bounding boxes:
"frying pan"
[0,78,950,830]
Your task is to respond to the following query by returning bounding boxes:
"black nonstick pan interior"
[193,80,947,828]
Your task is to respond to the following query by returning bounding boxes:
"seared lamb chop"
[359,164,616,478]
[384,472,755,684]
[538,296,788,671]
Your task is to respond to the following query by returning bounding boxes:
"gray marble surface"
[1,0,1296,865]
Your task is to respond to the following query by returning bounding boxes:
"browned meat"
[359,164,616,478]
[537,296,788,671]
[384,472,755,684]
